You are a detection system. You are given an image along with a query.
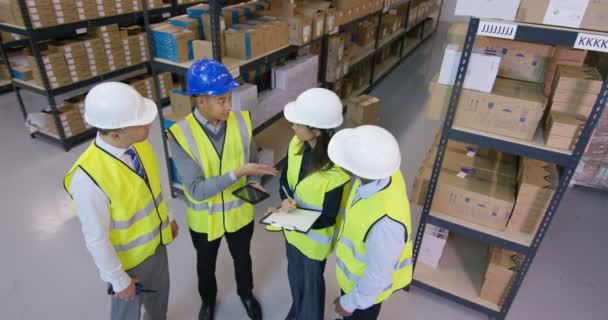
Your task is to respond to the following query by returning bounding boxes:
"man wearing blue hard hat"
[168,59,277,320]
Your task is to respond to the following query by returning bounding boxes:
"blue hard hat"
[186,59,240,96]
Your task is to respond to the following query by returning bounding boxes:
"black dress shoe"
[240,295,262,320]
[199,301,215,320]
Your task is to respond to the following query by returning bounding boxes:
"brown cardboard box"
[44,103,87,137]
[544,112,586,150]
[254,116,293,163]
[295,7,325,40]
[202,14,227,41]
[170,90,193,118]
[429,77,547,141]
[548,101,594,118]
[431,131,518,163]
[552,46,588,62]
[346,95,380,124]
[517,0,608,33]
[225,25,264,60]
[426,148,517,186]
[75,0,100,20]
[271,0,295,17]
[551,89,599,108]
[553,65,603,95]
[507,158,557,234]
[544,59,584,97]
[287,15,313,46]
[170,15,200,39]
[480,246,523,306]
[474,37,554,84]
[430,167,516,230]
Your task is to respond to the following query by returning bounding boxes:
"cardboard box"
[11,66,33,80]
[271,0,295,17]
[272,54,318,93]
[438,45,501,93]
[44,103,87,137]
[169,15,201,39]
[480,246,522,306]
[225,24,264,60]
[517,0,608,32]
[475,37,553,84]
[170,89,193,118]
[287,15,312,46]
[431,131,518,163]
[507,158,557,234]
[231,83,258,111]
[152,24,194,63]
[544,59,585,97]
[553,46,588,62]
[253,116,293,163]
[346,95,380,124]
[544,112,585,150]
[428,77,547,141]
[424,166,516,230]
[553,65,603,95]
[418,225,449,269]
[426,148,517,186]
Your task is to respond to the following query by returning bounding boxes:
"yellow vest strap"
[233,111,251,165]
[294,193,323,211]
[305,230,333,245]
[114,218,170,253]
[110,194,163,230]
[177,120,204,170]
[337,256,360,282]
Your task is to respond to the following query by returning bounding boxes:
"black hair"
[298,128,336,176]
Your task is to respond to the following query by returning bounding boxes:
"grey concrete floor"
[1,22,607,320]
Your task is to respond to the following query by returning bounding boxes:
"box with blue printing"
[153,24,195,62]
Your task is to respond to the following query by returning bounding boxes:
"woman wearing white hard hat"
[64,82,179,320]
[267,88,350,320]
[328,125,413,320]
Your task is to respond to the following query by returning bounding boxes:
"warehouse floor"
[1,23,607,320]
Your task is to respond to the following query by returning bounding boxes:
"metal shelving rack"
[411,18,608,319]
[0,0,204,150]
[321,0,442,96]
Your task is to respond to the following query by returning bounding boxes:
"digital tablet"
[232,184,270,204]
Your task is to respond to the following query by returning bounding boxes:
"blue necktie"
[125,148,147,181]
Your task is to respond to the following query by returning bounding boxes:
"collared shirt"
[168,110,259,202]
[69,136,173,293]
[340,177,407,313]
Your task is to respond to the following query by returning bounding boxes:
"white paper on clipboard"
[262,209,321,232]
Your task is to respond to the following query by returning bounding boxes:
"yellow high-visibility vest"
[169,111,254,241]
[283,137,350,261]
[64,139,173,270]
[335,171,413,303]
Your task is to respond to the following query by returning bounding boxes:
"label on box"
[316,20,323,34]
[66,52,73,59]
[79,13,86,19]
[30,7,38,14]
[327,16,334,30]
[69,64,76,71]
[574,33,608,53]
[26,0,35,6]
[477,20,517,40]
[330,27,339,35]
[57,17,65,24]
[34,22,42,28]
[162,12,170,18]
[543,0,589,28]
[383,6,389,13]
[466,150,477,157]
[303,26,311,42]
[31,13,40,20]
[456,171,468,178]
[54,4,62,11]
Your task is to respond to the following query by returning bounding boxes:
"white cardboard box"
[438,45,501,93]
[273,54,319,94]
[455,0,521,21]
[418,224,449,269]
[232,83,258,112]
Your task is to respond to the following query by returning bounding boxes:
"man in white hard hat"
[328,125,413,320]
[64,82,178,320]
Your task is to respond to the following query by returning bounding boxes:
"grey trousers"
[111,245,170,320]
[285,241,326,320]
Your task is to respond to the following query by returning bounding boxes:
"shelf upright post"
[16,0,70,150]
[142,0,180,197]
[0,39,27,121]
[398,1,411,58]
[369,11,384,86]
[320,33,329,88]
[411,17,479,266]
[209,0,222,62]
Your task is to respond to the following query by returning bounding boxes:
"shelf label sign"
[575,33,608,53]
[477,21,517,40]
[76,28,87,35]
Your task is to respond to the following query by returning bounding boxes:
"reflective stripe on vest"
[335,171,413,304]
[64,140,173,270]
[282,136,350,261]
[169,111,254,241]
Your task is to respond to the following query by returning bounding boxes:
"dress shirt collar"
[95,135,130,159]
[194,108,224,134]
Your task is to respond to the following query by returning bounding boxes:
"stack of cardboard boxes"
[480,246,524,306]
[331,0,384,26]
[75,0,100,23]
[120,27,150,66]
[82,37,110,77]
[50,41,93,83]
[543,47,588,97]
[225,19,290,60]
[44,102,87,137]
[326,33,346,82]
[408,0,441,29]
[273,54,318,94]
[92,24,127,72]
[27,49,72,88]
[115,0,141,15]
[345,95,381,127]
[379,12,402,40]
[152,23,195,63]
[543,65,604,150]
[94,0,117,18]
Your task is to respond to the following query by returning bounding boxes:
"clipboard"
[261,208,322,233]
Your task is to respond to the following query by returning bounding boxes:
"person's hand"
[235,163,278,179]
[333,297,353,317]
[115,278,138,301]
[249,182,268,193]
[170,220,179,239]
[280,198,297,213]
[267,206,279,214]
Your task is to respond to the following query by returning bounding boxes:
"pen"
[281,186,294,201]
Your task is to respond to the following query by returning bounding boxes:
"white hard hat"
[84,82,158,129]
[328,125,401,180]
[284,88,343,129]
